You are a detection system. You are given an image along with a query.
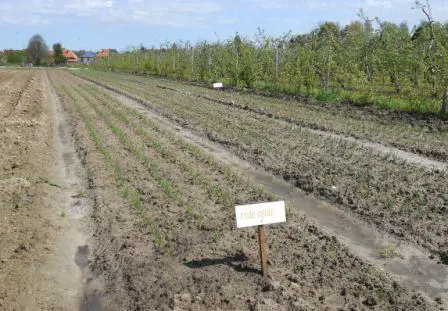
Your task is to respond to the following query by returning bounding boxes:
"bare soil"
[0,70,95,310]
[53,70,445,309]
[111,84,448,304]
[74,70,448,260]
[1,69,446,310]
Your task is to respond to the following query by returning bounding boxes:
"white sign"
[235,201,286,228]
[213,82,223,89]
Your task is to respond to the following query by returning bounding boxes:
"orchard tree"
[53,43,66,65]
[414,0,448,112]
[27,34,49,66]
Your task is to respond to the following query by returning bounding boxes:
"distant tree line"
[2,34,68,66]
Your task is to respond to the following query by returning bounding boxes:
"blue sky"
[1,0,447,51]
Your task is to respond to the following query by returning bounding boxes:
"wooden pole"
[258,225,268,277]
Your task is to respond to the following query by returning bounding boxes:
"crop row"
[53,70,435,309]
[75,70,448,162]
[73,70,448,258]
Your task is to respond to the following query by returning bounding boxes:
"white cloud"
[244,0,448,25]
[1,0,447,29]
[243,0,336,11]
[0,0,224,27]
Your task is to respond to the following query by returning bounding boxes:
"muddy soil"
[50,70,445,310]
[0,70,94,310]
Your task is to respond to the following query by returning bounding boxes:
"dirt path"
[0,70,97,310]
[102,82,448,307]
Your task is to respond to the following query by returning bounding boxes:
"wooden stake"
[258,225,268,277]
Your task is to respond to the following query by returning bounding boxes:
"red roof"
[63,49,78,61]
[2,49,23,55]
[97,49,109,58]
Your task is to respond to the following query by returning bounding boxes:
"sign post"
[213,82,223,89]
[235,201,286,277]
[258,225,268,277]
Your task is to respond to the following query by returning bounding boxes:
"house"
[81,51,95,63]
[63,49,78,64]
[97,48,118,60]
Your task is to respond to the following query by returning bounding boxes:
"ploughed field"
[75,70,448,260]
[1,68,446,310]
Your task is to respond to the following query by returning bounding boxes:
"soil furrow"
[74,71,448,258]
[50,70,446,309]
[106,75,448,306]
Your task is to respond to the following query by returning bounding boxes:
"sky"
[1,0,448,51]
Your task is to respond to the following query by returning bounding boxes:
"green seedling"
[186,206,205,229]
[132,192,144,214]
[379,244,402,259]
[159,179,173,196]
[152,140,162,150]
[45,179,65,188]
[385,197,394,210]
[144,219,167,249]
[286,204,294,218]
[72,190,88,198]
[212,230,220,244]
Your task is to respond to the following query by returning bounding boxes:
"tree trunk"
[208,49,212,75]
[275,47,279,79]
[324,46,331,92]
[442,88,448,113]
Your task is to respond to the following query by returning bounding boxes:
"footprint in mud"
[69,199,89,219]
[74,245,90,269]
[79,278,104,311]
[75,245,104,311]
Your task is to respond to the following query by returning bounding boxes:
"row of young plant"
[90,12,448,113]
[59,75,438,310]
[74,69,448,162]
[67,80,273,232]
[61,84,168,248]
[75,71,448,255]
[79,84,253,208]
[151,77,448,161]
